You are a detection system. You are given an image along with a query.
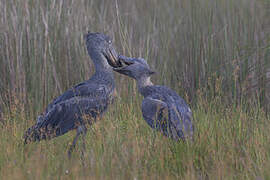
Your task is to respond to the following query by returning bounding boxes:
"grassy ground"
[0,0,270,179]
[1,97,270,179]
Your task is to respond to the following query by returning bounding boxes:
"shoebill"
[24,32,121,156]
[113,56,194,141]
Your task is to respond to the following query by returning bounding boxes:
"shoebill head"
[85,32,120,68]
[113,55,155,80]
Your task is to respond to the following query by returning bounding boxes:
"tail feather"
[23,124,44,144]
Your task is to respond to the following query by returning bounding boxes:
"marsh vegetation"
[0,0,269,179]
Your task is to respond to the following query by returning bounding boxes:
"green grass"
[1,97,270,179]
[0,0,270,179]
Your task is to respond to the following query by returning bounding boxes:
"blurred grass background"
[0,0,270,179]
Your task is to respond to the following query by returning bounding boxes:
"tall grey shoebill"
[24,33,120,156]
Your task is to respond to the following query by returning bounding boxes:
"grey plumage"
[113,56,193,141]
[24,33,119,155]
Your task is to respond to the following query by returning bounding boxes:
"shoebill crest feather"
[24,32,120,156]
[113,56,194,141]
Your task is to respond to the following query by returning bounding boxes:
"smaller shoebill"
[113,56,193,141]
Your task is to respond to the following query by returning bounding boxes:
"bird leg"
[80,125,87,167]
[68,124,87,159]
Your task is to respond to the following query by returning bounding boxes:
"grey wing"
[34,83,111,136]
[141,97,170,134]
[45,82,108,113]
[169,97,194,141]
[30,95,110,141]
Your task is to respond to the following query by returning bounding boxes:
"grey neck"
[137,76,153,94]
[88,53,114,84]
[92,54,113,73]
[94,64,113,75]
[89,69,115,87]
[88,50,112,73]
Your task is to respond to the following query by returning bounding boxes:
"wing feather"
[45,82,110,113]
[141,97,170,135]
[24,82,112,143]
[141,93,193,141]
[169,97,194,140]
